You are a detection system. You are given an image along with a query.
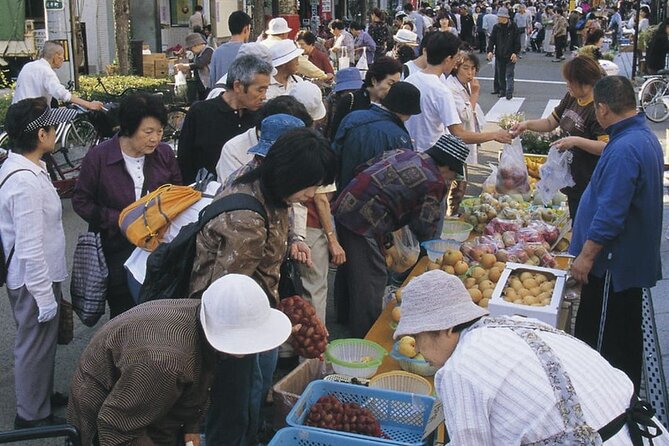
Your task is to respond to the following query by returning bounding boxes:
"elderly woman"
[512,56,607,219]
[73,94,182,319]
[189,127,336,445]
[0,98,78,428]
[176,33,215,100]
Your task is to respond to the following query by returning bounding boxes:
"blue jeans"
[205,348,278,446]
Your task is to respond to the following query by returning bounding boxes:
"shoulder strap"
[0,169,35,268]
[199,192,270,235]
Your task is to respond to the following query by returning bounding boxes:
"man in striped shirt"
[395,270,668,445]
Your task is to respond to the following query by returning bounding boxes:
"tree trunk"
[252,0,266,41]
[114,0,131,74]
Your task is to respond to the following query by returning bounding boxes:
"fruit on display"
[441,249,464,266]
[306,395,385,438]
[497,165,530,195]
[501,271,556,306]
[397,336,418,358]
[277,296,328,358]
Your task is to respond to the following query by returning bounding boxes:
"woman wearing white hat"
[68,274,293,446]
[395,269,668,445]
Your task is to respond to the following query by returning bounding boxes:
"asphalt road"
[0,50,666,444]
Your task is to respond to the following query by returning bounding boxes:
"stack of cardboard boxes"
[142,53,169,78]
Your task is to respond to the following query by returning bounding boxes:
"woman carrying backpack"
[72,93,182,319]
[0,98,78,428]
[188,127,337,446]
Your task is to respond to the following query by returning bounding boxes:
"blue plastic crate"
[269,427,389,445]
[286,380,440,446]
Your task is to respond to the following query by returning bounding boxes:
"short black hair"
[229,11,252,35]
[425,31,461,65]
[350,22,364,30]
[364,55,402,86]
[556,7,563,14]
[404,2,415,12]
[256,96,313,130]
[397,45,417,64]
[296,30,317,45]
[593,76,637,115]
[118,93,168,137]
[330,19,346,30]
[194,5,203,11]
[4,97,49,154]
[452,316,483,333]
[419,31,438,56]
[234,128,337,208]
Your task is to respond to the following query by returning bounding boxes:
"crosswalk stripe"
[541,99,562,119]
[478,76,567,85]
[485,97,525,123]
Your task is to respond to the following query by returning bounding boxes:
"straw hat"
[200,274,292,355]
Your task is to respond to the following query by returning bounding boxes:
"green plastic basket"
[324,339,387,378]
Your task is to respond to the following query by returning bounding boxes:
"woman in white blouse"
[444,51,485,216]
[0,98,77,428]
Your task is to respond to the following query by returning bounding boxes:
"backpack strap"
[0,169,35,268]
[199,192,270,236]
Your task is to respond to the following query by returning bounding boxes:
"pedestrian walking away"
[487,7,521,100]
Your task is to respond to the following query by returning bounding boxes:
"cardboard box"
[142,53,167,63]
[271,359,324,428]
[154,59,169,78]
[142,61,155,78]
[488,262,567,327]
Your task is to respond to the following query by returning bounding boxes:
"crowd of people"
[0,0,667,444]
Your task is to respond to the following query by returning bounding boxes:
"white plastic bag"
[386,226,420,273]
[356,48,369,72]
[535,147,575,206]
[496,138,530,195]
[174,71,188,102]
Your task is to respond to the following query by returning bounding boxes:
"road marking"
[485,97,525,123]
[541,99,562,119]
[478,77,567,85]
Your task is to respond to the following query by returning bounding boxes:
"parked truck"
[0,0,45,77]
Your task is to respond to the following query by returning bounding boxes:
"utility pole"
[114,0,131,75]
[252,0,265,41]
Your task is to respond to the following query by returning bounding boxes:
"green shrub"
[0,93,11,128]
[77,75,170,102]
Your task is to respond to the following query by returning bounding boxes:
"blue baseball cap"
[248,114,306,157]
[333,67,363,93]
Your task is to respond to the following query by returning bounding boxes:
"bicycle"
[638,69,669,123]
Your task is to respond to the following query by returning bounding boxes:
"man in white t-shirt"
[405,32,511,152]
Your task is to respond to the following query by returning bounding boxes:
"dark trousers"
[575,273,643,393]
[569,28,580,49]
[477,31,487,52]
[494,58,516,95]
[333,225,387,338]
[555,35,568,58]
[104,245,136,319]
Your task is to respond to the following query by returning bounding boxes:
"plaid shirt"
[333,149,446,243]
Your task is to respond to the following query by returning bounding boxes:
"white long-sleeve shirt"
[436,317,669,445]
[0,152,67,307]
[12,58,72,105]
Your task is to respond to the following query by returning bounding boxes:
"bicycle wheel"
[639,78,669,123]
[163,107,187,155]
[54,117,96,171]
[0,132,9,167]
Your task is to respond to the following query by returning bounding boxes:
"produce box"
[154,59,169,78]
[488,262,567,327]
[287,380,443,445]
[272,358,324,428]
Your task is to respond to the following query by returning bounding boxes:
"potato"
[523,295,539,305]
[513,299,524,304]
[505,289,518,301]
[535,274,547,284]
[537,291,552,301]
[519,288,531,298]
[522,278,538,289]
[540,282,554,293]
[520,271,534,282]
[511,280,523,291]
[530,286,542,297]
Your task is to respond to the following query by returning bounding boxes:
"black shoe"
[498,93,505,98]
[491,90,500,95]
[506,93,513,100]
[51,392,69,408]
[14,414,67,429]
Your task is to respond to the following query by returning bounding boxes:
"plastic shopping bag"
[482,164,498,194]
[356,48,369,72]
[535,147,575,206]
[174,71,188,103]
[496,138,530,195]
[386,226,420,273]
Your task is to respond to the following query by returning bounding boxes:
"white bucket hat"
[288,81,326,121]
[394,270,488,339]
[266,17,292,35]
[200,274,292,355]
[269,39,304,67]
[393,29,419,46]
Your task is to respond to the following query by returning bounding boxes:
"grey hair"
[225,55,273,90]
[42,41,64,59]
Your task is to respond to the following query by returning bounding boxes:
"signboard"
[45,0,64,10]
[321,0,332,13]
